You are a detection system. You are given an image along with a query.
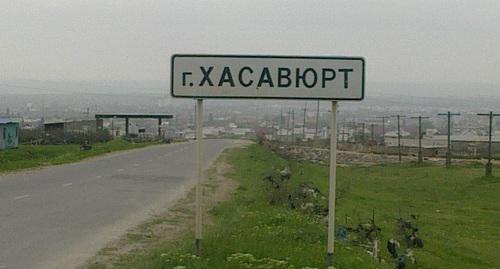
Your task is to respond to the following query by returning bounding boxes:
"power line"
[438,112,461,168]
[410,116,430,164]
[477,112,500,176]
[390,115,407,163]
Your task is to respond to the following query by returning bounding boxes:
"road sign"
[171,54,365,100]
[170,53,365,267]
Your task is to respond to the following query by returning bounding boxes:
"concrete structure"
[0,118,20,150]
[95,113,173,137]
[44,119,103,138]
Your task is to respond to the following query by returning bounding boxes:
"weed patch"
[108,144,500,269]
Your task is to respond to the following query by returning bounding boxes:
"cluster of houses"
[339,125,500,157]
[168,124,255,140]
[1,114,499,158]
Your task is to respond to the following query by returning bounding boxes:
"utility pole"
[111,117,115,137]
[397,115,402,163]
[411,116,430,164]
[391,115,406,163]
[303,103,307,141]
[341,122,346,143]
[280,109,284,142]
[376,116,388,145]
[477,112,500,176]
[286,109,291,143]
[361,122,366,143]
[273,118,280,141]
[353,121,358,144]
[41,95,46,139]
[438,112,461,168]
[315,100,320,140]
[370,123,375,140]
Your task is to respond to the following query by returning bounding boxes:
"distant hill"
[1,80,499,115]
[1,80,498,99]
[369,81,500,98]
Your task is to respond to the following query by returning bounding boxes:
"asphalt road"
[0,139,243,269]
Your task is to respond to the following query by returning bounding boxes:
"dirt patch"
[82,151,238,269]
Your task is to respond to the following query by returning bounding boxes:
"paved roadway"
[0,139,243,269]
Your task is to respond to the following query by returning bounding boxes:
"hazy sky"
[1,0,499,86]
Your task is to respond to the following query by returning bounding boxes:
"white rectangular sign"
[171,54,365,100]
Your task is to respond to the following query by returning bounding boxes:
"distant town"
[1,80,499,159]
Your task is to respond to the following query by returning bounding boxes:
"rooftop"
[0,118,20,124]
[95,113,173,119]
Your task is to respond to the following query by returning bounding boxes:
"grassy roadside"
[0,139,159,173]
[97,144,500,269]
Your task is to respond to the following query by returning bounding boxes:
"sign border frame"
[170,54,365,101]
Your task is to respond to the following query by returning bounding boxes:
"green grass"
[0,139,158,172]
[111,144,500,269]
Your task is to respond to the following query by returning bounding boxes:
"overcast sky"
[1,0,499,88]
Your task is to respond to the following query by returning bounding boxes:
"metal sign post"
[195,99,204,256]
[327,101,338,267]
[170,54,365,266]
